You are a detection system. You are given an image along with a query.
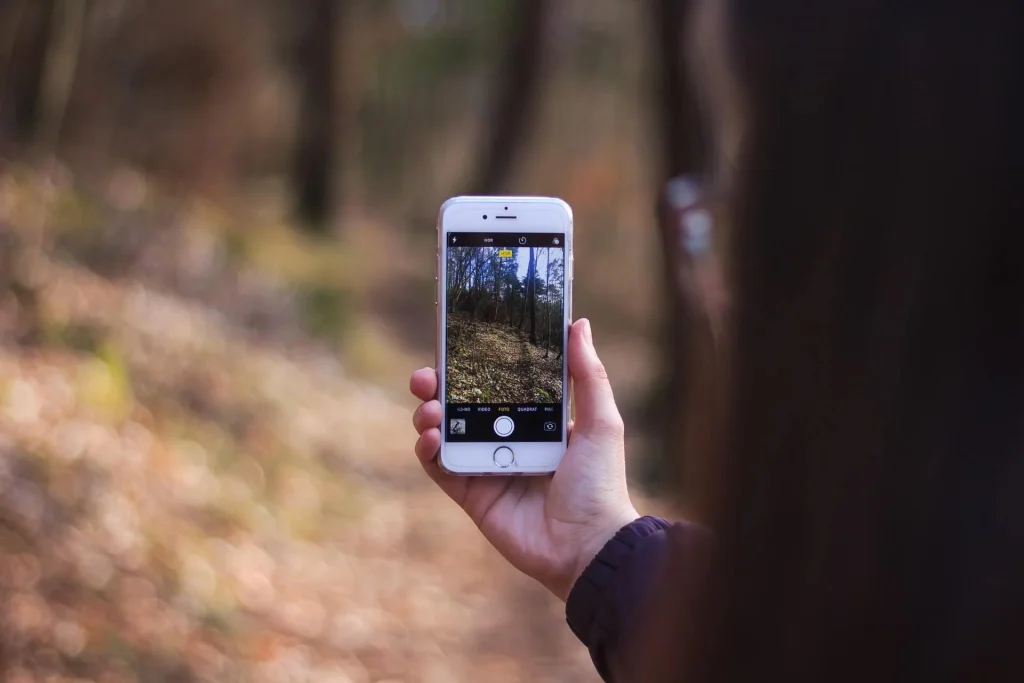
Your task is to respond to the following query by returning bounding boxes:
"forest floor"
[445,314,563,404]
[0,170,601,683]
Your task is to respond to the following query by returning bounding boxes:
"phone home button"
[493,415,515,437]
[493,447,515,468]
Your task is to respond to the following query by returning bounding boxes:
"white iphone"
[436,196,573,475]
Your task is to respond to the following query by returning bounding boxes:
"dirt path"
[447,314,562,403]
[0,234,596,681]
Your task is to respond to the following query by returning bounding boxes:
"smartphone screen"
[444,232,566,443]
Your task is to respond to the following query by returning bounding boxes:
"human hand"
[410,319,639,601]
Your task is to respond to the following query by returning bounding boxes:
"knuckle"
[592,414,625,441]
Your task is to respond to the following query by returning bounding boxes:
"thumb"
[569,319,624,443]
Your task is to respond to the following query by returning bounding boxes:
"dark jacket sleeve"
[565,516,707,682]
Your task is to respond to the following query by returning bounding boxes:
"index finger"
[410,367,438,402]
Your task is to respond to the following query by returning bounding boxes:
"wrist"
[551,506,641,602]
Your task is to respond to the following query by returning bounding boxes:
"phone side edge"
[563,199,573,460]
[436,200,448,471]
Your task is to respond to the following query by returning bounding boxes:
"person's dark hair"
[645,1,1024,681]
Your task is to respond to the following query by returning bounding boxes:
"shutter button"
[493,416,514,437]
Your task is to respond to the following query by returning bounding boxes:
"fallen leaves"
[446,314,563,404]
[0,173,595,682]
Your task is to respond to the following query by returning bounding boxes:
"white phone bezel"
[436,196,573,475]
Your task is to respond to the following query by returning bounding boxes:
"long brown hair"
[644,1,1024,681]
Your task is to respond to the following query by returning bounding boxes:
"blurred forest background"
[0,0,710,681]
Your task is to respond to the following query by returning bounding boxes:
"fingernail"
[583,319,594,346]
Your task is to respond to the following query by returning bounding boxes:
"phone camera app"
[445,232,565,442]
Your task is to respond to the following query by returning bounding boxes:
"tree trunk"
[473,251,484,318]
[507,281,515,323]
[518,251,530,331]
[451,252,466,312]
[528,248,538,345]
[544,248,552,356]
[493,250,500,321]
[469,0,551,194]
[33,0,86,156]
[519,248,536,332]
[293,0,341,233]
[642,0,709,498]
[0,0,51,153]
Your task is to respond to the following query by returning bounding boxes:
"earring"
[666,175,713,257]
